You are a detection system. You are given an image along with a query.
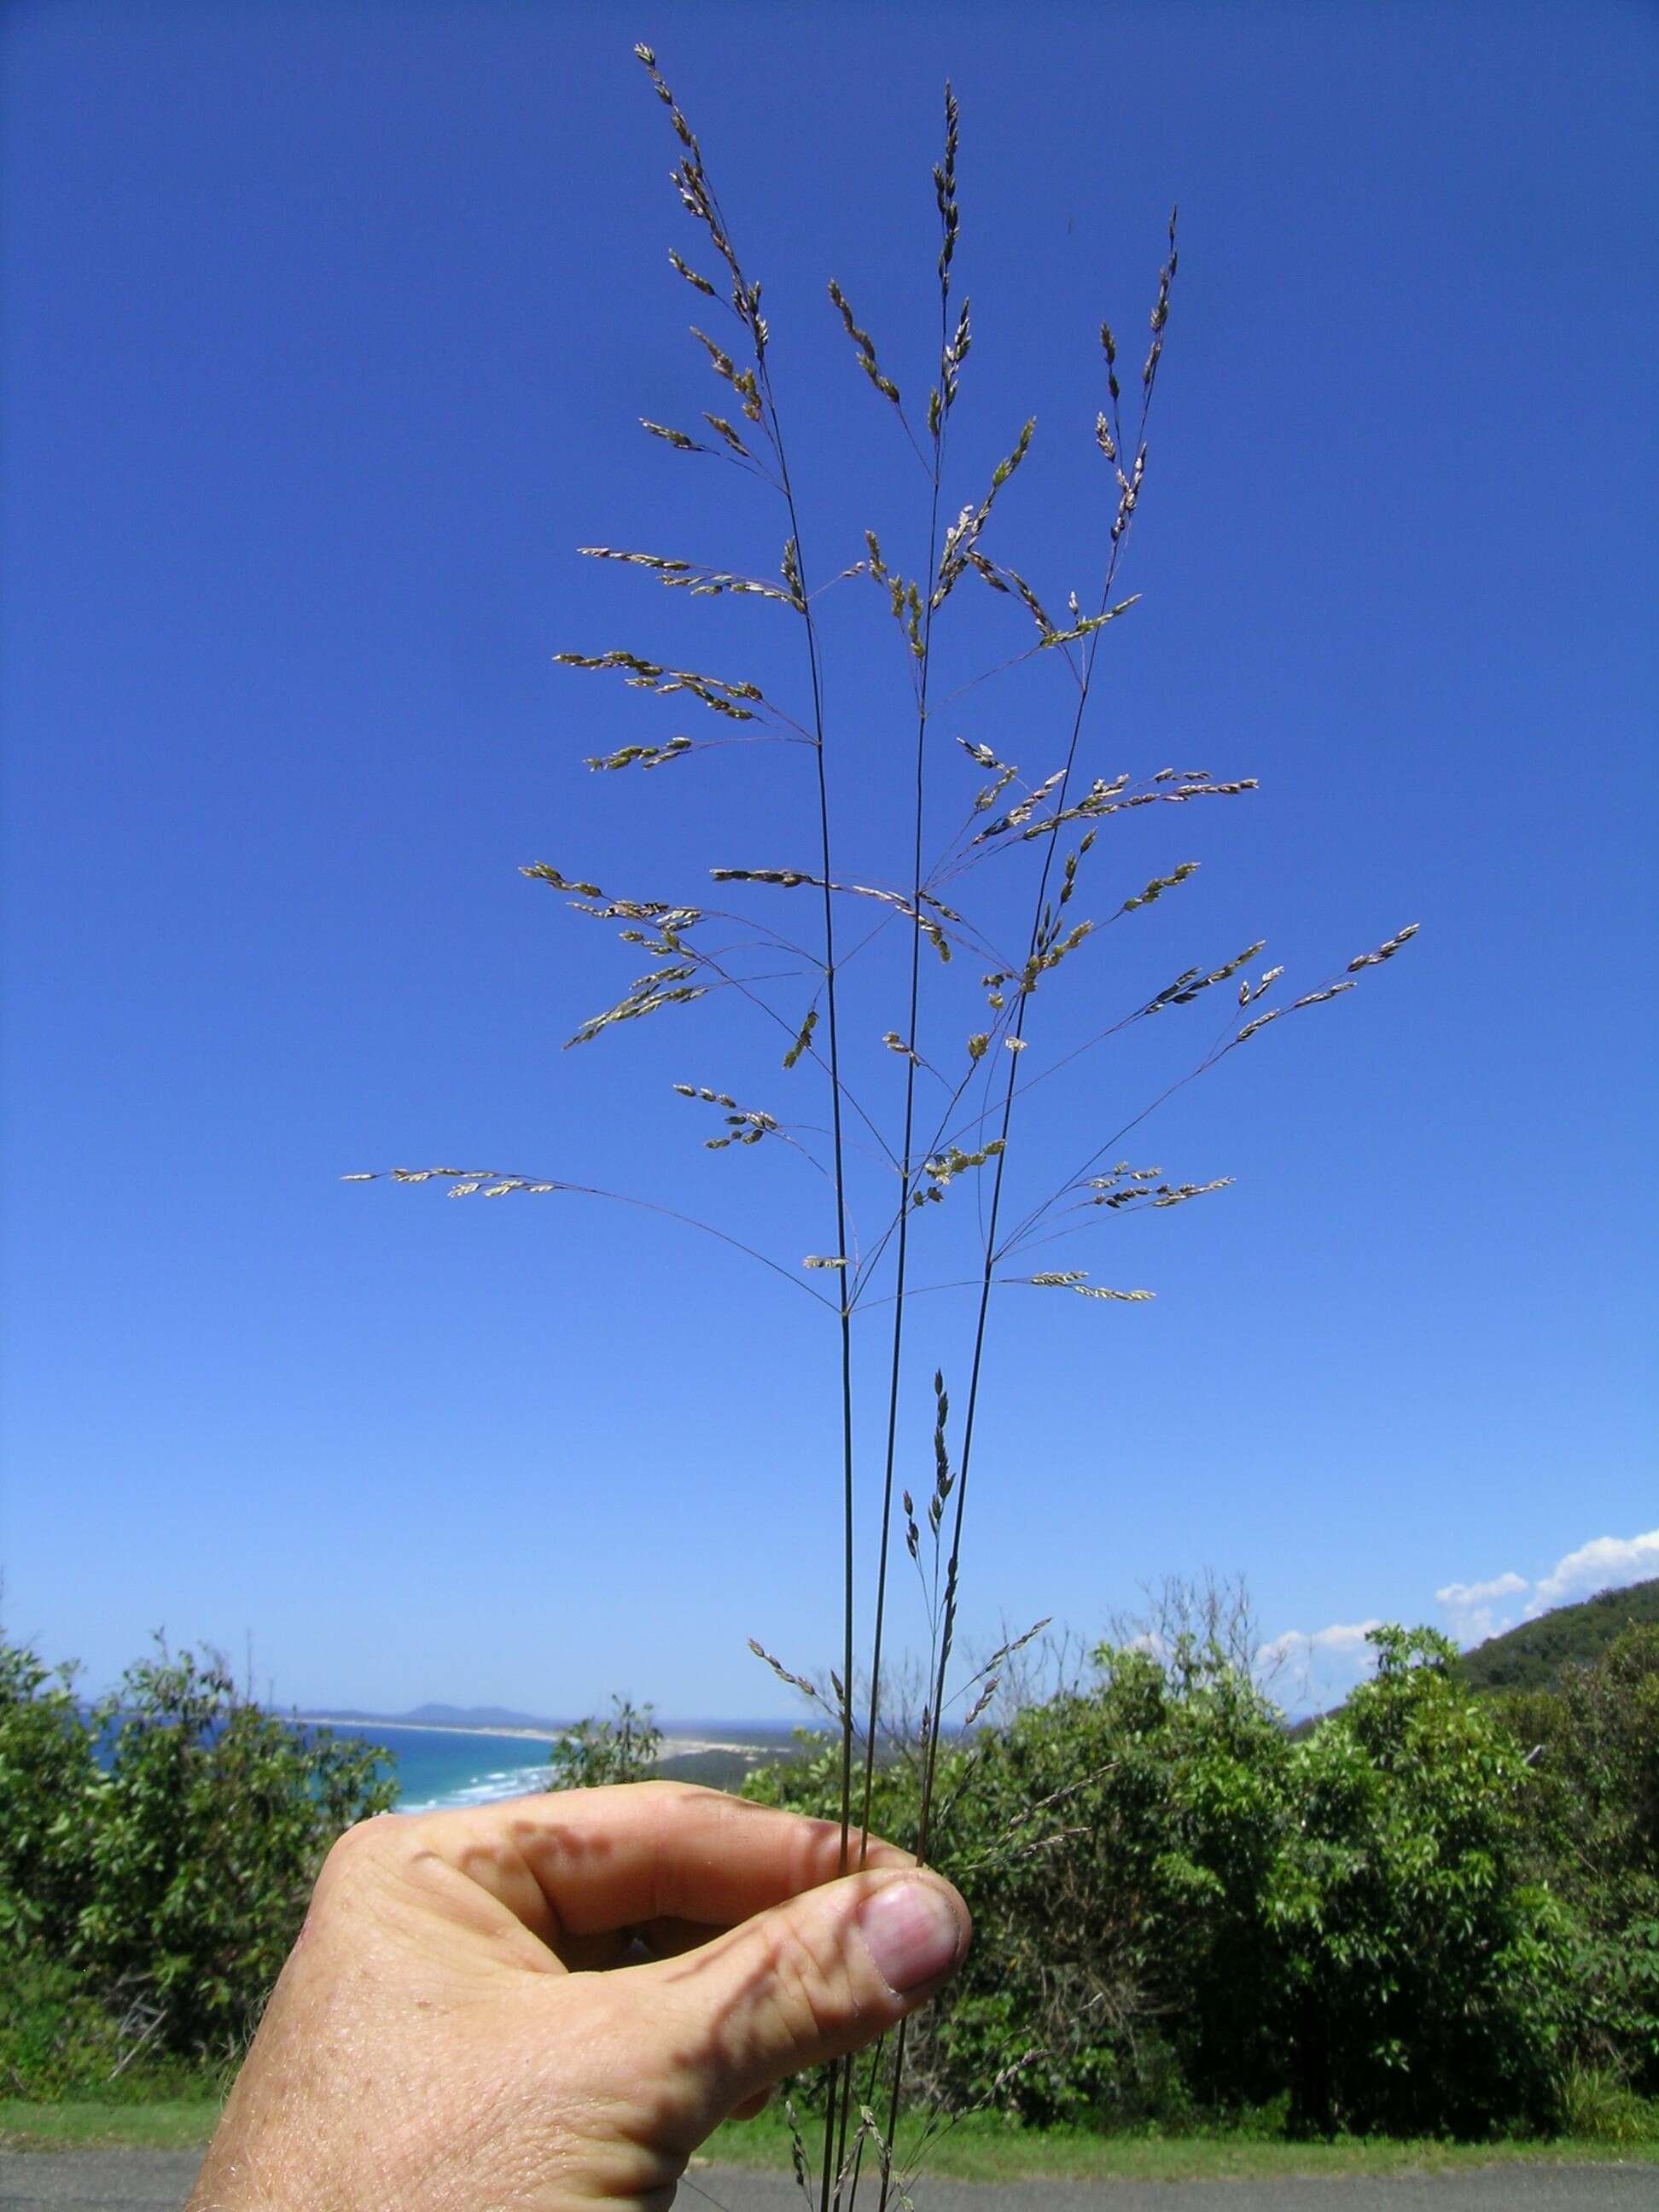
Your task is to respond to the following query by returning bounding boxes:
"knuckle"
[316,1809,403,1900]
[763,1913,850,2048]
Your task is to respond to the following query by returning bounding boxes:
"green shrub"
[1499,1624,1659,2093]
[1551,2061,1659,2145]
[746,1640,1295,2125]
[748,1625,1588,2137]
[0,1638,101,1955]
[3,1628,393,2081]
[1265,1627,1569,2136]
[930,1641,1295,2124]
[73,1641,397,2056]
[547,1698,662,1790]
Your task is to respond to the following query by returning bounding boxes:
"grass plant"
[347,43,1416,2209]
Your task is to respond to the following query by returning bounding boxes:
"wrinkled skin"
[189,1780,969,2211]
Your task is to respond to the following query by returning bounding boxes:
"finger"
[629,1865,969,2127]
[393,1782,913,1947]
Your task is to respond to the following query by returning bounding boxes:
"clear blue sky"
[3,0,1654,1720]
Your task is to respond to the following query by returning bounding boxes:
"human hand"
[187,1780,969,2210]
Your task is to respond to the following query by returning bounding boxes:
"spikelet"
[826,278,903,410]
[1144,941,1266,1015]
[554,649,766,720]
[781,1006,818,1069]
[709,867,954,961]
[673,1082,779,1151]
[1025,1272,1155,1302]
[1347,921,1420,971]
[746,1639,818,1700]
[783,2098,814,2207]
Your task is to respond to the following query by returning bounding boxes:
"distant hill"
[295,1703,565,1732]
[1454,1578,1659,1695]
[1284,1580,1658,1739]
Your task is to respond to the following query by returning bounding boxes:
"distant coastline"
[295,1714,771,1761]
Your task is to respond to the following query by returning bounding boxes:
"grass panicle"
[348,46,1416,2212]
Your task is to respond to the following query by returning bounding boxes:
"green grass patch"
[5,2095,1656,2174]
[704,2104,1659,2182]
[0,2098,223,2152]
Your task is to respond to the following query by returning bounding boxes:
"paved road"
[3,2152,1656,2211]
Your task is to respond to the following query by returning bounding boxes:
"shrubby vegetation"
[1,1636,393,2095]
[3,1608,1654,2143]
[743,1618,1659,2139]
[1493,1622,1659,2097]
[546,1697,662,1790]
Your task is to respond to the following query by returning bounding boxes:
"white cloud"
[1429,1528,1658,1647]
[1260,1618,1384,1709]
[1436,1571,1528,1609]
[1527,1528,1659,1616]
[1435,1570,1528,1645]
[1261,1524,1657,1714]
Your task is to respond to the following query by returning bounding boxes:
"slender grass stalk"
[632,62,866,2196]
[772,455,859,2212]
[839,90,963,2208]
[862,80,959,1880]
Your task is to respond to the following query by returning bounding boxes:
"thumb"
[640,1867,969,2123]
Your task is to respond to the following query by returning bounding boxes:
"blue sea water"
[317,1723,557,1813]
[88,1708,799,1813]
[310,1720,802,1811]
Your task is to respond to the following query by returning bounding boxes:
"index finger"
[391,1779,916,1945]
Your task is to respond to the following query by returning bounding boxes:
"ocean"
[308,1719,802,1811]
[315,1722,558,1812]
